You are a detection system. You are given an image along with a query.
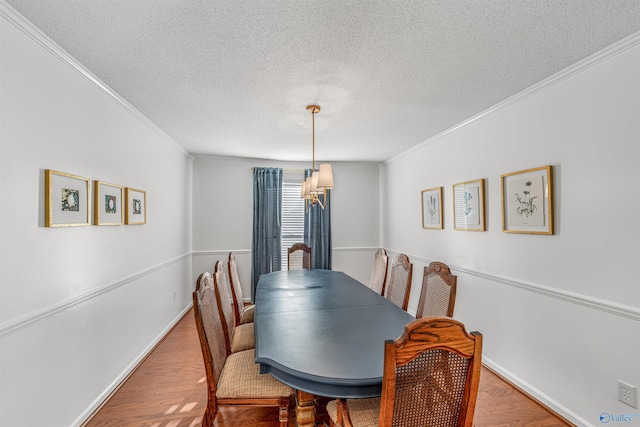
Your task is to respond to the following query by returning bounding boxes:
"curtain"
[304,169,332,270]
[251,167,283,301]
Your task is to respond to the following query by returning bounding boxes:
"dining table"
[254,269,414,426]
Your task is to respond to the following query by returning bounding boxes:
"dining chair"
[287,242,312,270]
[385,253,413,311]
[227,252,254,325]
[416,261,457,318]
[213,260,254,354]
[193,272,293,427]
[369,248,389,296]
[326,317,483,427]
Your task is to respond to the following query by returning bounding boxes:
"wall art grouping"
[421,165,553,235]
[45,169,146,227]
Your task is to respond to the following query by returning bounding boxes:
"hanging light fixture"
[300,105,334,210]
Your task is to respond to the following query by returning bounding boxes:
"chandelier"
[300,105,334,209]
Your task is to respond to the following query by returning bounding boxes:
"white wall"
[382,34,640,426]
[0,6,193,426]
[192,156,381,298]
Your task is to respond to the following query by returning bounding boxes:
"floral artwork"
[509,176,543,226]
[421,187,443,229]
[501,166,553,234]
[125,188,146,225]
[464,191,473,216]
[515,181,537,217]
[61,188,79,212]
[94,181,124,225]
[45,170,90,227]
[105,195,117,213]
[133,199,142,215]
[426,194,439,222]
[453,179,484,231]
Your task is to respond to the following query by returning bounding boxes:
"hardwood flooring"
[83,310,572,427]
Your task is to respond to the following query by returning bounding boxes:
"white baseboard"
[482,357,592,427]
[73,304,193,427]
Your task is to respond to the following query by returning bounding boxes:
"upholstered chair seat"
[216,349,292,399]
[229,323,254,353]
[193,272,293,427]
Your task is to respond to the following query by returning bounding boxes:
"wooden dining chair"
[326,317,483,427]
[369,248,389,296]
[227,252,254,325]
[213,260,254,354]
[287,242,312,270]
[193,272,293,427]
[416,262,457,318]
[385,253,413,311]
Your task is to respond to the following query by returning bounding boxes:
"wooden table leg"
[295,389,316,427]
[315,395,331,426]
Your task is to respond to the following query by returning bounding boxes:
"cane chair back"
[194,269,208,300]
[327,317,482,427]
[213,260,254,354]
[369,248,389,295]
[193,272,293,427]
[287,242,312,270]
[193,272,230,426]
[228,252,255,325]
[385,253,413,311]
[416,262,457,318]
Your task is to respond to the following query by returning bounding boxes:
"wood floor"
[83,310,572,427]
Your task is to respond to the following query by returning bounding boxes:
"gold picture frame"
[501,166,553,234]
[453,178,486,231]
[94,181,124,226]
[125,188,146,225]
[45,169,91,227]
[421,187,443,229]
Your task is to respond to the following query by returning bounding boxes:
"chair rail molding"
[0,252,192,338]
[385,249,640,322]
[387,30,640,164]
[192,249,251,257]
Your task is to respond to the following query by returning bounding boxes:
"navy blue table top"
[254,269,414,398]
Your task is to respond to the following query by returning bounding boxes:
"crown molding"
[0,1,192,159]
[387,30,640,164]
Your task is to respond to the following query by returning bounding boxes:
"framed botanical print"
[453,178,485,231]
[501,166,553,234]
[94,181,124,226]
[45,169,91,227]
[125,188,146,225]
[421,187,443,229]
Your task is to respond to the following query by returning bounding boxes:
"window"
[281,180,305,269]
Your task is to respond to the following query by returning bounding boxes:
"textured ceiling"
[5,0,640,162]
